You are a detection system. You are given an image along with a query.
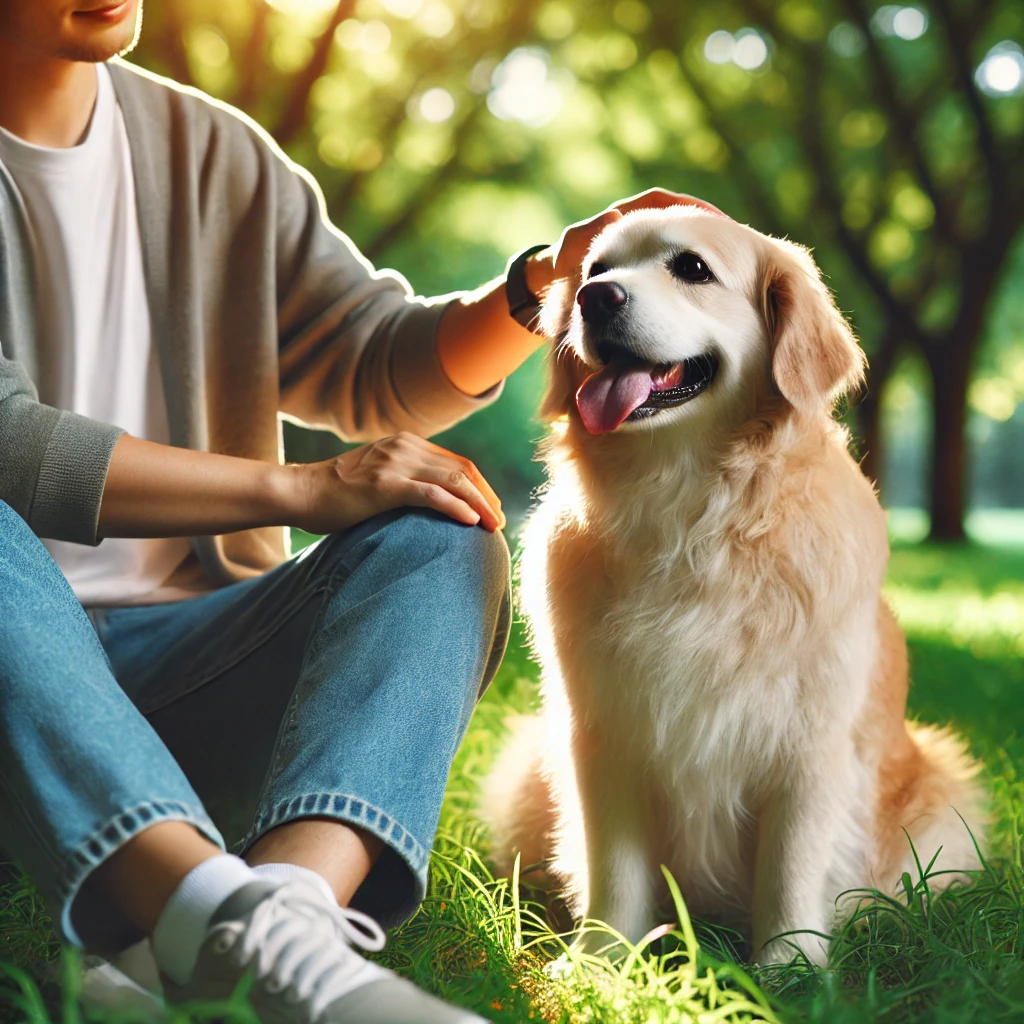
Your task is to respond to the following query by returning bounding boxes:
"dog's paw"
[755,933,829,967]
[570,925,635,962]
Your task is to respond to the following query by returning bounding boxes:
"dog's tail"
[877,721,988,892]
[479,714,563,889]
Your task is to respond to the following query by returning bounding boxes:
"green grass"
[3,535,1023,1023]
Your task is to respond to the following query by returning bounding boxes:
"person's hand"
[524,189,727,297]
[287,432,505,534]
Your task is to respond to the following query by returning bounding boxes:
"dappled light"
[703,28,770,70]
[872,4,929,39]
[976,41,1024,95]
[1,1,1022,1022]
[126,0,1024,535]
[267,0,341,16]
[486,47,566,127]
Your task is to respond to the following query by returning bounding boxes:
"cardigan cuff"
[31,412,125,545]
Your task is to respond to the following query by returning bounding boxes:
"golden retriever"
[484,206,986,964]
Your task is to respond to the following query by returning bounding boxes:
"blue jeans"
[0,500,509,954]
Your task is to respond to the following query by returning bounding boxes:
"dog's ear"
[538,345,580,420]
[761,241,865,413]
[537,278,580,421]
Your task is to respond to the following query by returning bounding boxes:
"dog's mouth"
[575,353,718,435]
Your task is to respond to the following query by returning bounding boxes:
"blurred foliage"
[126,0,1024,530]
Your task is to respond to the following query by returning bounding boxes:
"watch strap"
[505,243,550,333]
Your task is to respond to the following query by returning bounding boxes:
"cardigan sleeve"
[0,350,123,544]
[0,169,124,545]
[270,148,503,442]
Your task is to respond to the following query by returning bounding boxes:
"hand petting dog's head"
[540,207,864,437]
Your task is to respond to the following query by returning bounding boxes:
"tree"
[129,0,1024,534]
[563,0,1024,539]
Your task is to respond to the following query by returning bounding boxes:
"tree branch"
[678,82,789,235]
[330,0,543,237]
[836,0,959,243]
[272,0,356,147]
[233,0,271,113]
[361,106,485,261]
[328,54,461,222]
[154,0,195,87]
[929,0,1005,209]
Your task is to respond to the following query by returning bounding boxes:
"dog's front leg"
[752,739,860,966]
[573,735,659,951]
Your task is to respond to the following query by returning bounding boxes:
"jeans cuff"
[236,792,430,923]
[58,799,224,949]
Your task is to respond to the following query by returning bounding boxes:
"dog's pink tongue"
[575,364,654,435]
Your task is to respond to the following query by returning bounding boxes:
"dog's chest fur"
[540,496,804,790]
[519,431,886,911]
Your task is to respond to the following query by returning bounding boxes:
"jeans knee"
[369,510,510,694]
[0,501,82,622]
[379,509,510,600]
[0,499,36,560]
[418,514,510,694]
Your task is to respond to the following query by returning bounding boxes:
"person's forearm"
[97,434,297,538]
[435,251,555,397]
[98,431,504,540]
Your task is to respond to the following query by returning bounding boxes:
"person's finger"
[549,209,624,281]
[583,207,626,231]
[403,479,482,527]
[610,187,687,212]
[563,208,623,251]
[419,440,505,523]
[612,189,727,218]
[416,460,504,531]
[454,454,503,522]
[459,463,504,527]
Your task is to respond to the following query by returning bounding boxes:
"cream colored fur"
[483,208,986,965]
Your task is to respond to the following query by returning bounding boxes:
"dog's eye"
[588,261,609,279]
[669,252,715,284]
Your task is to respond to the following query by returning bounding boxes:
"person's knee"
[373,508,510,597]
[405,512,511,692]
[370,510,511,692]
[0,499,38,564]
[0,499,84,629]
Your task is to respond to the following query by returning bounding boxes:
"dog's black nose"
[577,280,627,326]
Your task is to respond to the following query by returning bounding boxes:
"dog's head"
[540,207,865,437]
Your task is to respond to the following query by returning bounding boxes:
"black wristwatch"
[505,243,549,333]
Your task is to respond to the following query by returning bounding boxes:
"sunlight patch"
[885,584,1024,656]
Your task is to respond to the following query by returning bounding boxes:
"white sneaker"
[80,941,165,1022]
[160,879,489,1023]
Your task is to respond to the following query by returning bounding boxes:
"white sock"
[151,854,257,985]
[251,862,337,907]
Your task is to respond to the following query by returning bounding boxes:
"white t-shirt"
[0,64,191,606]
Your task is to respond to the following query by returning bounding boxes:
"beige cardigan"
[0,60,500,586]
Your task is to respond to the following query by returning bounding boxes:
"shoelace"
[209,881,387,1019]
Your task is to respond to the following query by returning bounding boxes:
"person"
[0,1,712,1020]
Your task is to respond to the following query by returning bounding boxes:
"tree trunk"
[925,346,971,541]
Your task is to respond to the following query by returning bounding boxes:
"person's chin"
[59,0,142,62]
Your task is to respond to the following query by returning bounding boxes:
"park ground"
[2,512,1022,1023]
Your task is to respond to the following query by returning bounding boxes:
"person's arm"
[435,190,728,397]
[0,349,124,544]
[97,431,505,539]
